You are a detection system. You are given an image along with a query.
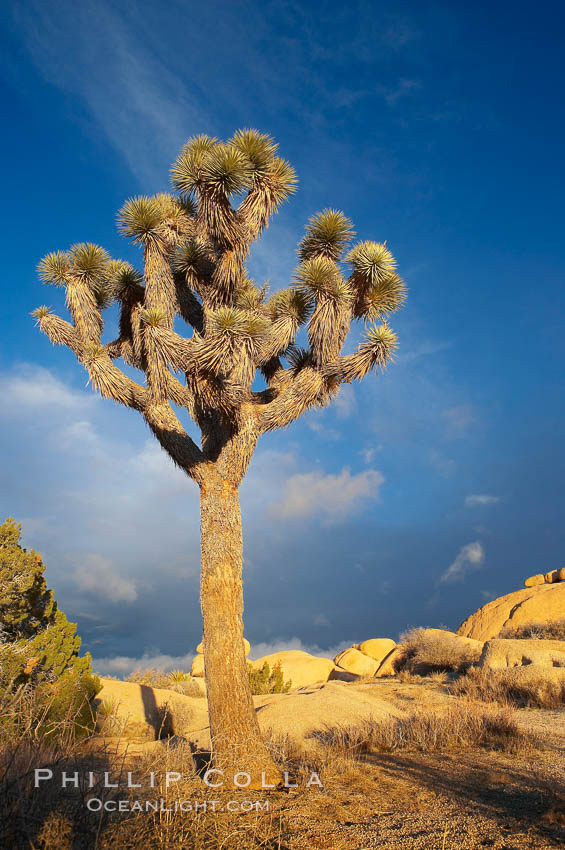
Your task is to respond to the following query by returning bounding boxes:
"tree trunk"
[200,474,281,787]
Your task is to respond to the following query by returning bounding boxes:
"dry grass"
[125,667,189,690]
[315,701,535,756]
[452,666,565,709]
[498,617,565,641]
[123,667,206,698]
[398,627,482,674]
[1,740,291,849]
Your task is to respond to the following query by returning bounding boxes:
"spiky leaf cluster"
[298,209,354,261]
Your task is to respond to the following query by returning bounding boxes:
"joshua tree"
[34,130,406,782]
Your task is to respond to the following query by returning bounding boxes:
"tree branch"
[256,365,334,432]
[143,401,206,484]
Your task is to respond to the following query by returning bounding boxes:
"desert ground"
[2,577,565,848]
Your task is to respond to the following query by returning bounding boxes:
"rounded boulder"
[358,638,397,665]
[457,582,565,641]
[334,647,380,677]
[250,650,334,689]
[524,574,545,587]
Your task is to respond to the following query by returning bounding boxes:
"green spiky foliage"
[33,128,406,771]
[0,518,93,690]
[248,661,292,695]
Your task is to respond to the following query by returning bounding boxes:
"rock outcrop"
[525,568,565,588]
[545,571,560,584]
[479,638,565,670]
[457,582,565,641]
[252,680,403,747]
[374,646,404,677]
[524,574,544,587]
[334,647,380,677]
[250,650,335,689]
[191,654,204,677]
[94,678,209,741]
[358,638,397,665]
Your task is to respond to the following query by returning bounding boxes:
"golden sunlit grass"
[451,666,565,709]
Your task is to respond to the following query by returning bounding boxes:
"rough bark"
[199,473,281,786]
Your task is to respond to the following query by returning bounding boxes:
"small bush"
[179,677,206,698]
[398,627,481,674]
[124,668,205,698]
[126,668,171,688]
[452,666,565,709]
[320,702,533,756]
[498,617,565,641]
[249,661,292,695]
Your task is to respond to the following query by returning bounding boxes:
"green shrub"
[249,661,292,694]
[0,518,93,689]
[0,518,100,740]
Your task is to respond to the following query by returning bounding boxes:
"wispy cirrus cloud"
[440,541,484,584]
[15,0,210,185]
[465,494,499,507]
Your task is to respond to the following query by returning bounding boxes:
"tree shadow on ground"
[367,750,565,847]
[139,684,174,739]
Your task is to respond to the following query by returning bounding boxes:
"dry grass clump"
[498,617,565,641]
[452,666,565,709]
[398,627,482,674]
[124,667,205,698]
[317,702,534,756]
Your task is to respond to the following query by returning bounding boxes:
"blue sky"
[1,0,564,674]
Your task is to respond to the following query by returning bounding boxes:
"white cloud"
[92,650,195,677]
[273,467,385,522]
[333,384,357,419]
[92,636,354,677]
[440,541,485,584]
[74,554,138,602]
[465,494,499,507]
[0,365,90,416]
[398,340,451,364]
[247,637,351,662]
